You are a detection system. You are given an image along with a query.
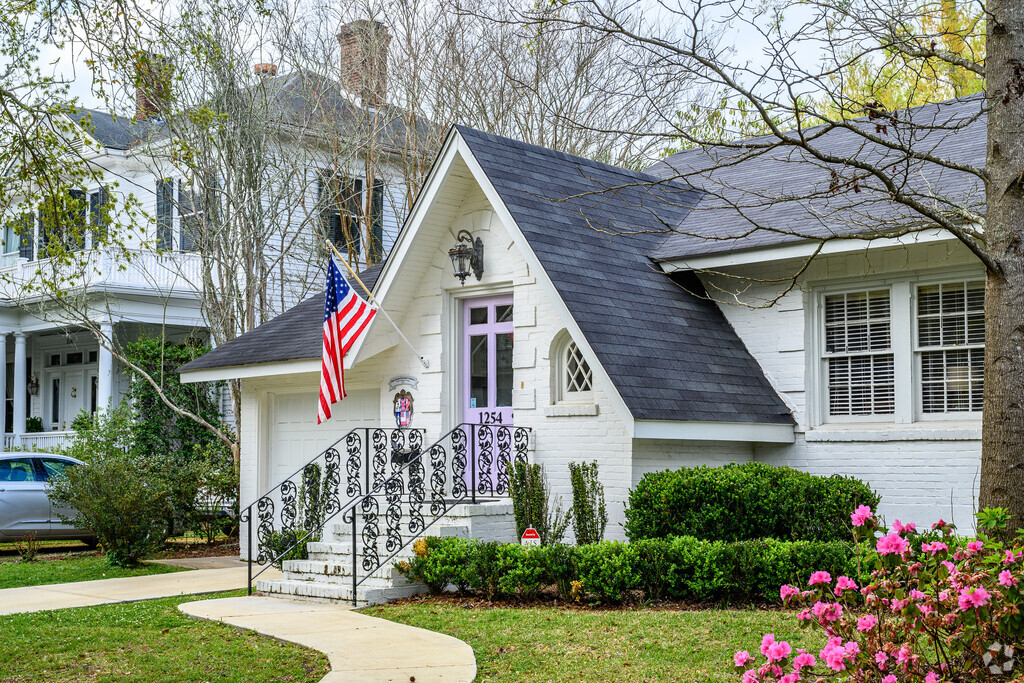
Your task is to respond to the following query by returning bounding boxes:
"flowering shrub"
[735,507,1024,681]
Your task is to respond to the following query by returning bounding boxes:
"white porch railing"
[0,248,202,299]
[5,431,75,452]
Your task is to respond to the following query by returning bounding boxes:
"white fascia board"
[180,358,320,383]
[634,420,796,443]
[453,135,636,431]
[661,227,963,272]
[348,128,462,365]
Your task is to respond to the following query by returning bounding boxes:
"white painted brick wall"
[701,241,985,531]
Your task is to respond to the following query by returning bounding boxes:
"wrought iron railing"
[340,423,530,605]
[241,427,424,594]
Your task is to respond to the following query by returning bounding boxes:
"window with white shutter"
[916,281,985,414]
[822,290,895,417]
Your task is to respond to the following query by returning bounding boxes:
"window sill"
[804,424,981,442]
[544,404,599,417]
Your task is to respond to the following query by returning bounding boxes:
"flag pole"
[325,240,429,369]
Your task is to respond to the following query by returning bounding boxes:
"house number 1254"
[479,412,504,425]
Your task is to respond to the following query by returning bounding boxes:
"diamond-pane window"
[565,342,592,394]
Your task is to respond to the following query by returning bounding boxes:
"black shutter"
[370,178,384,263]
[90,188,109,244]
[68,189,86,251]
[156,178,173,250]
[346,178,362,256]
[18,213,33,260]
[37,211,48,256]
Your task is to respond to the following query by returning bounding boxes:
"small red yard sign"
[521,527,541,547]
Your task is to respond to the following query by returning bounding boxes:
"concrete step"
[282,558,413,583]
[305,540,417,560]
[255,577,426,607]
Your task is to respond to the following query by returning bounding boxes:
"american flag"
[318,258,376,424]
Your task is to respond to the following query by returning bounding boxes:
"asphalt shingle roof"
[646,94,986,260]
[456,125,793,424]
[178,263,383,373]
[68,109,167,150]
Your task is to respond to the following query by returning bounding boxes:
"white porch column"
[0,333,7,444]
[97,323,114,412]
[12,332,26,438]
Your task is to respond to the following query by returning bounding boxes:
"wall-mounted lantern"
[448,230,483,285]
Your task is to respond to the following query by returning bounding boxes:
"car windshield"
[0,458,37,482]
[39,458,74,480]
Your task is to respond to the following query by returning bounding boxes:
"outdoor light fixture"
[448,229,483,285]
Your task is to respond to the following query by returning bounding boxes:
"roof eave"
[633,419,795,443]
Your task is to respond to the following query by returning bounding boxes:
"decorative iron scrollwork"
[451,427,468,499]
[495,426,513,494]
[360,495,380,572]
[513,427,529,465]
[255,496,275,564]
[429,443,448,517]
[476,426,494,496]
[408,456,425,535]
[280,481,298,533]
[345,432,362,498]
[302,463,322,532]
[371,429,388,490]
[384,458,405,553]
[324,448,342,516]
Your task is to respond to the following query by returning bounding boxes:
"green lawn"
[371,601,813,682]
[0,553,185,589]
[0,591,329,682]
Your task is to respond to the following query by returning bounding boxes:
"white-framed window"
[814,275,986,425]
[551,331,593,404]
[916,280,985,415]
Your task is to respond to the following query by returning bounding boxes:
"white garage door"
[269,388,380,486]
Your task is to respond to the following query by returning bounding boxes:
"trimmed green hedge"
[624,463,880,543]
[396,536,855,604]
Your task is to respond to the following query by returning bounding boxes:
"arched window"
[551,331,593,404]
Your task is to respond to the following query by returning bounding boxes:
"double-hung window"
[822,290,895,418]
[817,277,985,424]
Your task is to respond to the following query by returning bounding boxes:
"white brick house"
[181,101,989,602]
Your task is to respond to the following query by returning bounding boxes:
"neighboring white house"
[180,97,989,603]
[0,21,415,450]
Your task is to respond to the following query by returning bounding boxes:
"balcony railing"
[3,431,75,452]
[0,248,202,299]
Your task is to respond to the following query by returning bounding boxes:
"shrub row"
[624,462,880,543]
[396,536,855,604]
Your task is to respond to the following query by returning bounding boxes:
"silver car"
[0,453,97,544]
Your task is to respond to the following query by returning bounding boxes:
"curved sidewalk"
[179,596,477,683]
[0,565,280,615]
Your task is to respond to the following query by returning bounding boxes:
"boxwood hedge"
[624,462,879,543]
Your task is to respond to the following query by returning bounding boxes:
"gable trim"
[634,420,795,443]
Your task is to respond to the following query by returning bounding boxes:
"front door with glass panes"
[45,350,93,430]
[462,295,513,427]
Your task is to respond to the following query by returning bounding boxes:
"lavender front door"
[463,295,514,427]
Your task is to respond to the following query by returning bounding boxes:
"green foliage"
[263,529,312,567]
[124,336,228,461]
[624,463,879,543]
[48,407,170,567]
[568,460,607,545]
[24,416,43,433]
[393,536,854,605]
[509,461,570,546]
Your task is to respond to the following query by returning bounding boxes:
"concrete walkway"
[0,565,281,616]
[179,596,477,683]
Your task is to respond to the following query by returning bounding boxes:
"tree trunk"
[979,0,1024,525]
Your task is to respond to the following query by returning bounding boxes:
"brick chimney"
[254,63,279,77]
[134,53,173,121]
[336,20,390,105]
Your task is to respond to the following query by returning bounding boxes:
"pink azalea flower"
[812,601,843,623]
[766,640,792,663]
[779,675,799,683]
[910,589,926,600]
[876,650,889,669]
[1004,550,1022,566]
[967,540,984,552]
[796,609,812,621]
[856,614,878,631]
[780,584,799,601]
[734,651,753,667]
[850,505,874,527]
[882,676,897,683]
[742,669,759,683]
[925,672,940,683]
[760,634,776,656]
[932,519,947,530]
[834,576,858,595]
[792,651,815,670]
[1000,570,1019,587]
[892,519,917,534]
[921,541,948,555]
[809,571,832,585]
[958,586,991,611]
[896,645,913,665]
[876,532,910,556]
